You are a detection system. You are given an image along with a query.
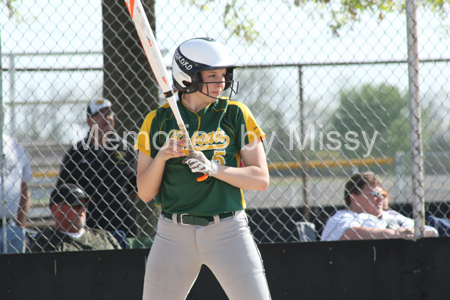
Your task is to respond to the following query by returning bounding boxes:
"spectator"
[0,107,32,254]
[30,184,121,252]
[57,98,139,237]
[321,171,438,241]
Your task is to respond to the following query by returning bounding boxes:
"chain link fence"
[1,0,450,253]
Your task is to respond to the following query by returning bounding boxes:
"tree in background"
[102,0,159,140]
[102,0,161,239]
[179,0,450,41]
[330,83,408,158]
[329,83,448,161]
[4,0,450,39]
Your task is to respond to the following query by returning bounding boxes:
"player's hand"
[424,229,439,237]
[157,138,185,161]
[182,151,218,176]
[394,227,414,239]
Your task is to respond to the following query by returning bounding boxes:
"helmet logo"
[174,51,192,70]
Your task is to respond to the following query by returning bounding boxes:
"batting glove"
[182,151,219,176]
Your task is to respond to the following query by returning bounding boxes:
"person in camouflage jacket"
[30,184,121,252]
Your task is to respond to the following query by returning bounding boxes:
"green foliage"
[330,83,410,158]
[1,0,17,18]
[1,0,37,23]
[1,0,20,19]
[328,83,450,163]
[184,0,450,41]
[327,0,400,36]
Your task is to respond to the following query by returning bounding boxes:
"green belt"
[163,211,234,226]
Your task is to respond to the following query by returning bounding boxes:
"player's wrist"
[209,159,219,176]
[155,153,170,163]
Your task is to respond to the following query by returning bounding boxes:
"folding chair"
[110,230,128,249]
[296,221,317,242]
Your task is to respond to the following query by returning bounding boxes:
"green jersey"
[135,99,265,216]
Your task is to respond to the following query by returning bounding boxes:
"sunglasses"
[369,190,386,199]
[70,202,89,210]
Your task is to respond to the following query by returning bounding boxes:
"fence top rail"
[244,58,449,68]
[2,58,449,73]
[6,100,90,106]
[2,51,103,56]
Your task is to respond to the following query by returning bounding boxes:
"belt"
[163,211,234,226]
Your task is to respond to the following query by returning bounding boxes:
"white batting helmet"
[172,37,239,98]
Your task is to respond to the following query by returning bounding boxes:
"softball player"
[135,37,271,300]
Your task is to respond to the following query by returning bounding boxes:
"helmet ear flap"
[182,80,193,93]
[183,74,202,94]
[224,68,234,90]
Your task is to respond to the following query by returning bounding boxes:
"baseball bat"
[125,0,208,182]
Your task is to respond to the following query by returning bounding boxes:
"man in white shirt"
[0,134,32,253]
[321,171,438,241]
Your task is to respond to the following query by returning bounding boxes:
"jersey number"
[212,150,226,165]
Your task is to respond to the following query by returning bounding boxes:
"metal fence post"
[394,151,407,205]
[298,65,309,221]
[406,0,425,238]
[8,54,14,135]
[0,31,6,252]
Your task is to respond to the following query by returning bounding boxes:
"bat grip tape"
[164,90,175,98]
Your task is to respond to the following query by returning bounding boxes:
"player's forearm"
[137,156,165,201]
[17,182,31,228]
[214,140,268,191]
[214,164,269,191]
[132,192,140,203]
[340,226,398,240]
[424,229,439,237]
